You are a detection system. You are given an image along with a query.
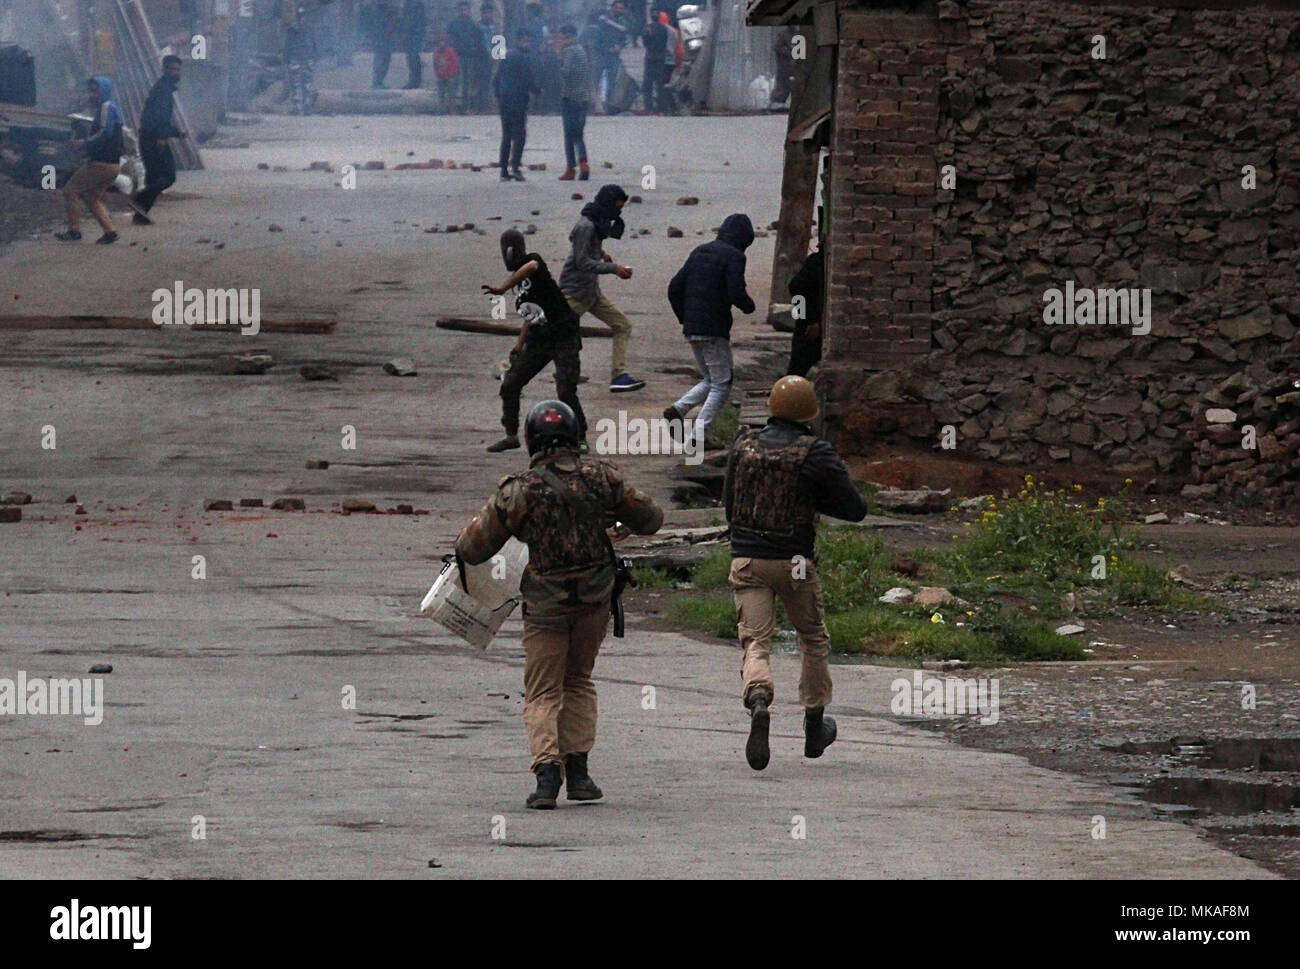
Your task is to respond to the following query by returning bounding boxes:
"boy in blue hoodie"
[57,77,123,244]
[663,213,756,450]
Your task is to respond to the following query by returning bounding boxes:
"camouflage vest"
[511,464,612,577]
[730,430,817,537]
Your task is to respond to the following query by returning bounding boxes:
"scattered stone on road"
[383,358,417,376]
[219,353,273,375]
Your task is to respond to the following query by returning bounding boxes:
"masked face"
[500,231,527,271]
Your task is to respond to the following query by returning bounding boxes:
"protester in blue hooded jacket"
[56,76,123,244]
[663,213,756,450]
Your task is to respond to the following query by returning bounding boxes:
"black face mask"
[500,229,528,271]
[581,185,628,240]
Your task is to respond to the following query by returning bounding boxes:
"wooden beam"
[435,317,614,339]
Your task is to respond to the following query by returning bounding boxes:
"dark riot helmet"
[524,399,580,455]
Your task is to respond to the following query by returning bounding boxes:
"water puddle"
[1106,736,1300,771]
[1142,777,1300,818]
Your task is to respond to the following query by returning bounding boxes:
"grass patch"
[665,475,1213,664]
[633,566,684,590]
[690,548,733,590]
[704,403,741,449]
[669,593,736,638]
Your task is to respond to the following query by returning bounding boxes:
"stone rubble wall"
[821,0,1300,504]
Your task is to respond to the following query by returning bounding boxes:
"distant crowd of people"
[341,0,682,118]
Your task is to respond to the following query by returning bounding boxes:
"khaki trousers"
[730,556,833,709]
[522,603,610,770]
[566,291,632,380]
[65,161,120,234]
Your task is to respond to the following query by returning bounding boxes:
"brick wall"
[821,0,1300,504]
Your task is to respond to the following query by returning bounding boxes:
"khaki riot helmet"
[768,375,819,423]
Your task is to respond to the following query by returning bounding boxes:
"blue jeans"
[598,53,621,102]
[673,336,733,448]
[561,98,588,169]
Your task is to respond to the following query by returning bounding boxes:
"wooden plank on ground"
[436,317,613,339]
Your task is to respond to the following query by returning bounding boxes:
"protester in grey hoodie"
[559,184,644,392]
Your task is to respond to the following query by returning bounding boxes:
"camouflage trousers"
[501,333,587,439]
[521,603,610,770]
[730,556,833,710]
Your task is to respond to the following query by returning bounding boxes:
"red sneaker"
[558,168,576,180]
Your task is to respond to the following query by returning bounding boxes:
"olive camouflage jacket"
[455,447,663,616]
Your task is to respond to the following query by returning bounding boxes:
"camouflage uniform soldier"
[723,375,868,771]
[456,399,664,808]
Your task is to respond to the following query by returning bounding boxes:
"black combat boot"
[804,706,837,758]
[746,693,771,771]
[564,752,604,801]
[526,762,562,809]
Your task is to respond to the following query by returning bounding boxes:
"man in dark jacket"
[640,11,667,113]
[662,213,755,450]
[400,0,426,88]
[493,29,538,182]
[786,246,824,376]
[363,0,399,88]
[129,56,185,225]
[723,375,868,771]
[446,0,486,111]
[594,0,628,107]
[56,76,123,244]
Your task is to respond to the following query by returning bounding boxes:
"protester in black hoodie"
[663,213,755,450]
[493,29,538,181]
[481,229,587,452]
[786,246,824,376]
[130,56,185,224]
